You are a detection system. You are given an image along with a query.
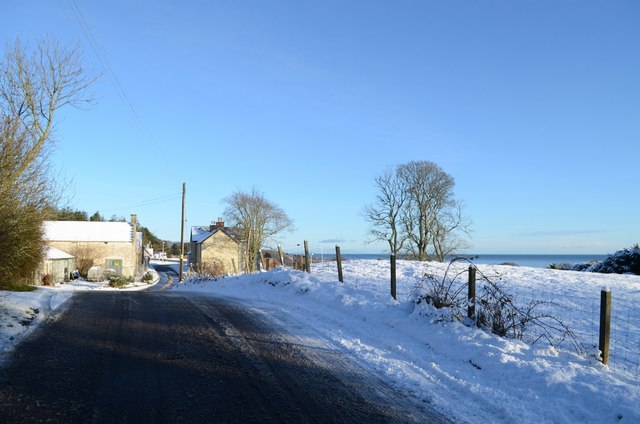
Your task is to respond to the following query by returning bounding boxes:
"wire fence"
[502,281,639,377]
[303,254,640,378]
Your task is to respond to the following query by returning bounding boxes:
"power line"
[62,0,171,167]
[98,193,182,214]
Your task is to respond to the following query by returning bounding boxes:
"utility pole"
[179,182,186,282]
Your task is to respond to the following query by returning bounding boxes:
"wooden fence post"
[304,240,311,273]
[256,250,263,271]
[336,245,343,283]
[277,244,285,267]
[599,289,611,365]
[390,254,397,300]
[295,255,302,271]
[468,266,476,319]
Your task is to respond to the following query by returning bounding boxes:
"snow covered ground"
[1,260,638,423]
[173,260,640,424]
[0,271,158,364]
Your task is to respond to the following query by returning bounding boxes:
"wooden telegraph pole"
[179,182,186,282]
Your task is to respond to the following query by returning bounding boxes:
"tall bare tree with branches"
[365,161,470,262]
[0,38,94,285]
[362,168,408,255]
[223,188,294,273]
[398,161,470,261]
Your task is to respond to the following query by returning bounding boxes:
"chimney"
[130,213,138,242]
[210,217,225,231]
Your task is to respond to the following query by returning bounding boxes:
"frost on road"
[0,291,445,423]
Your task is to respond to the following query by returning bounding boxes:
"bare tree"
[223,188,294,273]
[398,161,470,261]
[430,200,471,261]
[70,243,100,277]
[0,38,94,286]
[364,161,470,263]
[363,168,408,255]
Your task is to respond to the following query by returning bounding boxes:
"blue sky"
[3,1,638,254]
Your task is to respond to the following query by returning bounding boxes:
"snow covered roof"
[44,221,133,242]
[45,246,75,260]
[191,225,241,244]
[191,226,215,243]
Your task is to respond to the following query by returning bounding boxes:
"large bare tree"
[223,188,294,273]
[0,38,94,285]
[364,161,470,262]
[398,161,470,261]
[362,168,408,255]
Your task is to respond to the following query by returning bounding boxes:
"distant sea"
[316,253,607,269]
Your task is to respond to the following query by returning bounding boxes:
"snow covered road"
[2,259,638,423]
[0,289,446,423]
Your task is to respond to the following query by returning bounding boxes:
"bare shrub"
[41,274,54,286]
[194,261,225,279]
[414,257,472,311]
[476,278,584,352]
[415,258,584,353]
[70,243,99,277]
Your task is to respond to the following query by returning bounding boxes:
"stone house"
[42,214,143,280]
[189,219,243,275]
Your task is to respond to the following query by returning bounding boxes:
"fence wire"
[483,279,639,376]
[313,258,639,377]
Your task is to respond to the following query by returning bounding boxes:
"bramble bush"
[414,258,583,352]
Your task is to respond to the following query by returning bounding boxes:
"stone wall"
[48,240,137,277]
[199,231,240,275]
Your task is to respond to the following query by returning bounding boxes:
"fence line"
[277,248,639,377]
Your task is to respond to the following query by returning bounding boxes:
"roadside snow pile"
[174,260,640,424]
[0,288,73,363]
[0,270,160,362]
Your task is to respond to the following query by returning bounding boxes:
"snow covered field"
[1,261,638,423]
[174,260,640,424]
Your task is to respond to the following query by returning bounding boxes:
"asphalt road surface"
[0,267,448,423]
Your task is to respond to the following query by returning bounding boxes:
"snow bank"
[0,271,159,363]
[173,260,640,424]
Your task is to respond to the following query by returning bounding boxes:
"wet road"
[0,268,447,423]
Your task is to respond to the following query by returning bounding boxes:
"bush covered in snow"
[572,244,640,275]
[108,275,133,288]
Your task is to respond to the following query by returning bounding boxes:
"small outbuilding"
[41,247,75,284]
